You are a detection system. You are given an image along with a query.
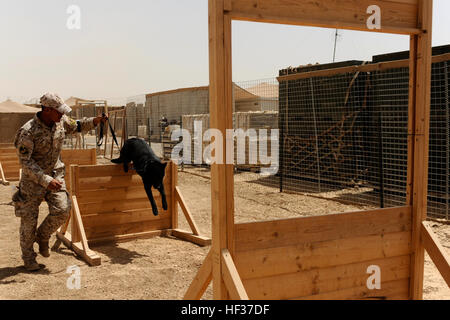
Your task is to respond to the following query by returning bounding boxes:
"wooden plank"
[51,215,71,251]
[209,0,234,300]
[3,165,21,172]
[0,155,19,162]
[78,164,136,178]
[78,196,171,215]
[84,218,172,240]
[175,186,200,236]
[0,148,17,154]
[77,186,149,203]
[410,0,433,301]
[184,249,213,300]
[78,175,144,190]
[88,230,168,246]
[243,255,410,300]
[295,279,410,300]
[56,231,101,266]
[228,0,420,35]
[235,232,411,280]
[81,209,167,228]
[171,162,178,230]
[235,207,412,252]
[421,222,450,287]
[172,229,212,247]
[71,167,81,243]
[72,196,90,252]
[221,249,249,300]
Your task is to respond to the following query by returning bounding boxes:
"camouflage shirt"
[14,113,96,188]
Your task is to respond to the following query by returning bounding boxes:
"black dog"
[111,138,168,216]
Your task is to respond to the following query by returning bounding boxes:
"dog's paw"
[162,202,168,211]
[152,208,159,216]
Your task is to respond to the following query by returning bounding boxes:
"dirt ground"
[1,163,449,300]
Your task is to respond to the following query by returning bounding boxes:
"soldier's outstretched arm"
[62,115,107,135]
[62,115,97,135]
[14,130,54,188]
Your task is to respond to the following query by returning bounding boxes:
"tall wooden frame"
[185,0,449,300]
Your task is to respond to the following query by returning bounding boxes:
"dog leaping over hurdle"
[112,138,168,216]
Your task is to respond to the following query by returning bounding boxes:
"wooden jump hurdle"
[185,0,449,300]
[54,162,211,266]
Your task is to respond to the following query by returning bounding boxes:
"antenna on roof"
[333,29,340,63]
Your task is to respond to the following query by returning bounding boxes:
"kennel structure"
[184,0,449,300]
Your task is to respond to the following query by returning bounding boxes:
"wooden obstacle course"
[184,0,449,300]
[55,162,211,266]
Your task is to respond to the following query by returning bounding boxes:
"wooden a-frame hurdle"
[184,0,450,300]
[53,162,211,266]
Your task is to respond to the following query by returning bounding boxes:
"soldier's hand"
[94,114,109,126]
[48,179,63,191]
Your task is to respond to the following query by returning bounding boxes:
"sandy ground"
[0,162,449,300]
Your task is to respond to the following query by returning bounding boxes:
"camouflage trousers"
[12,178,71,262]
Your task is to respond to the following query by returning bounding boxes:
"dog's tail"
[111,157,123,164]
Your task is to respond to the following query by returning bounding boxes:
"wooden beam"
[171,229,212,247]
[409,0,433,301]
[209,0,234,300]
[221,249,249,300]
[171,162,179,230]
[72,196,90,252]
[88,230,169,246]
[51,215,71,251]
[184,249,213,300]
[175,186,201,236]
[421,222,450,287]
[228,0,420,35]
[56,231,101,266]
[235,206,412,252]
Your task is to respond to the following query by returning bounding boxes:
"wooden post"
[171,162,179,230]
[209,0,234,300]
[409,0,433,300]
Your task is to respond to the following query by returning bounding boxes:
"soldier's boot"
[24,258,41,272]
[36,236,50,258]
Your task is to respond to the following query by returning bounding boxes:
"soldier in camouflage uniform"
[13,93,107,271]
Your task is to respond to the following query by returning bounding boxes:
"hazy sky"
[1,0,449,104]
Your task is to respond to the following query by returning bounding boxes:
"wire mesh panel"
[428,60,450,220]
[277,68,392,207]
[274,55,450,219]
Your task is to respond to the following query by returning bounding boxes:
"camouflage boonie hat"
[40,93,72,115]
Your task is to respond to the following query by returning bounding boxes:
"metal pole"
[444,61,449,220]
[310,78,321,193]
[280,81,287,193]
[378,111,385,208]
